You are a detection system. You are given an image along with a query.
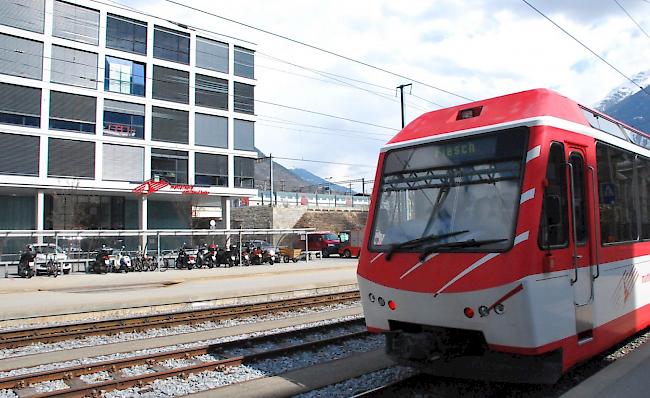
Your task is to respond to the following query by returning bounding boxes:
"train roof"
[386,88,648,148]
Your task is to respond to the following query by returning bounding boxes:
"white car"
[32,244,71,275]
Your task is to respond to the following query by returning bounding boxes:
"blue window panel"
[104,56,146,96]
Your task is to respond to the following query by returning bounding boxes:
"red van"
[300,231,340,258]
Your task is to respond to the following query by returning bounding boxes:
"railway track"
[0,319,367,397]
[0,291,360,350]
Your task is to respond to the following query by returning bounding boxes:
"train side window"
[596,143,638,244]
[539,142,569,249]
[638,156,650,239]
[569,153,587,245]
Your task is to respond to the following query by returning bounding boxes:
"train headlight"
[378,297,386,307]
[478,305,490,317]
[368,293,375,303]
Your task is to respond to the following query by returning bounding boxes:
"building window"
[103,100,144,139]
[53,0,99,45]
[195,113,228,148]
[153,65,189,104]
[151,148,188,184]
[234,157,254,188]
[0,0,45,33]
[0,133,39,176]
[196,37,228,73]
[151,106,188,144]
[0,34,43,80]
[234,119,254,151]
[196,74,228,110]
[0,83,41,128]
[45,194,137,230]
[234,82,254,114]
[51,45,97,89]
[195,153,228,187]
[103,144,144,182]
[104,56,145,96]
[106,14,147,55]
[153,25,190,64]
[48,138,95,179]
[596,143,637,244]
[49,91,96,134]
[234,46,254,79]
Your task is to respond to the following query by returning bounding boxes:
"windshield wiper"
[418,238,508,261]
[385,230,469,261]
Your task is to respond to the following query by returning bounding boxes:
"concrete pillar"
[222,196,231,246]
[139,195,148,250]
[36,190,45,244]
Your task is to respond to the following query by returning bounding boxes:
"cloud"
[127,0,650,190]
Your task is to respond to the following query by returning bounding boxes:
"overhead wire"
[0,47,401,132]
[156,0,474,102]
[521,0,650,96]
[613,0,650,39]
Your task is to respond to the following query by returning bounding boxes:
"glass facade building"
[0,0,257,235]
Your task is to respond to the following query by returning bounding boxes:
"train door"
[566,147,596,341]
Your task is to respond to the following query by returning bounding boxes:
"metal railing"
[0,228,318,278]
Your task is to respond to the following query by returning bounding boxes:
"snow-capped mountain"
[595,70,650,134]
[595,70,650,112]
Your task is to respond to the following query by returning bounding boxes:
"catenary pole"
[397,83,412,128]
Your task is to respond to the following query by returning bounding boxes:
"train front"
[357,120,561,382]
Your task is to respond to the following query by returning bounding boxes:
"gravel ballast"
[0,301,360,359]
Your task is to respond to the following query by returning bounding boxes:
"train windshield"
[370,127,528,253]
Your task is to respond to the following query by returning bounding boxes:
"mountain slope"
[595,70,650,112]
[602,87,650,133]
[253,149,306,192]
[290,168,350,194]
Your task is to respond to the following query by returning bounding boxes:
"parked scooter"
[196,244,213,268]
[250,245,264,265]
[218,245,237,267]
[262,248,276,265]
[112,247,132,273]
[91,247,111,274]
[18,245,36,279]
[175,245,195,270]
[207,244,219,268]
[240,245,251,267]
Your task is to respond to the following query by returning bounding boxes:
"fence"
[0,228,319,278]
[245,191,370,209]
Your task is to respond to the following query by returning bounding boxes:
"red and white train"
[357,88,650,383]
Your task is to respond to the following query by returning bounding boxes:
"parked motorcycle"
[250,245,264,265]
[196,244,213,268]
[218,245,237,267]
[207,244,219,268]
[262,248,276,265]
[91,247,111,274]
[18,245,36,279]
[175,245,195,270]
[240,246,251,267]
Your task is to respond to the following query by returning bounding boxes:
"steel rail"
[0,291,360,349]
[0,319,366,397]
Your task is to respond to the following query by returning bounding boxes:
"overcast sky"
[126,0,649,191]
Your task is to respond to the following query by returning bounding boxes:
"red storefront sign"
[133,179,209,195]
